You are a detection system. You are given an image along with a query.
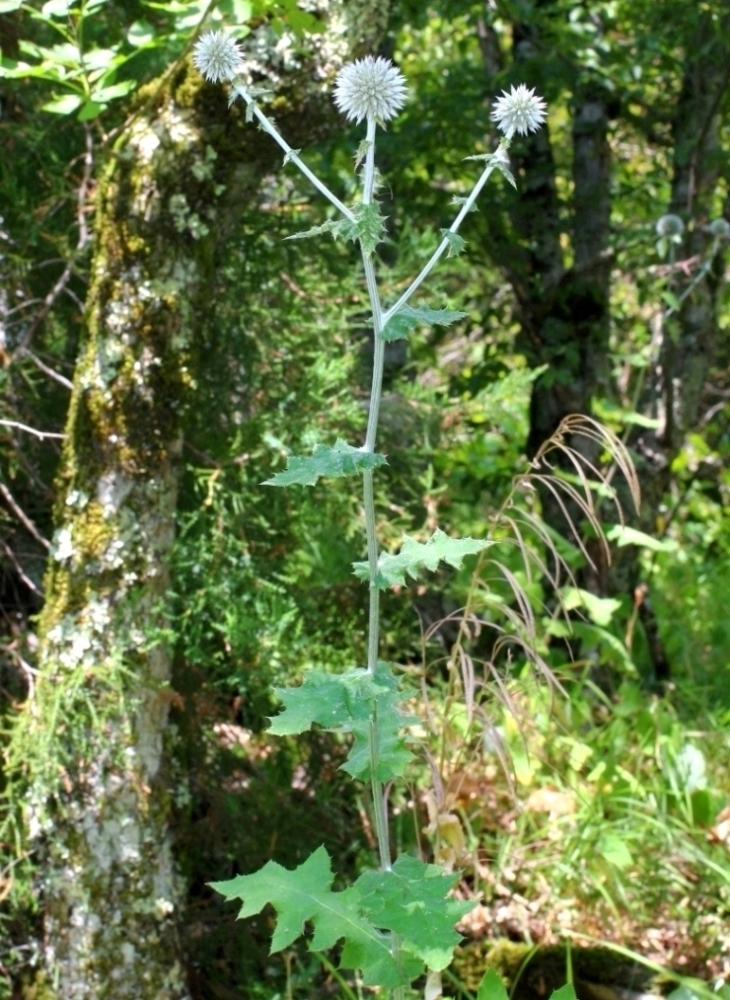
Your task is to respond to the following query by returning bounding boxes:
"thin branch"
[0,419,66,442]
[0,479,52,550]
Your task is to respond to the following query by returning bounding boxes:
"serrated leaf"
[263,439,387,487]
[210,846,406,987]
[440,230,466,257]
[354,138,371,170]
[380,305,468,342]
[270,663,417,783]
[284,219,339,241]
[353,529,491,588]
[268,668,385,736]
[345,694,416,781]
[477,969,510,1000]
[355,201,387,255]
[355,855,473,971]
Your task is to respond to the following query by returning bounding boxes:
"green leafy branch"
[210,846,472,987]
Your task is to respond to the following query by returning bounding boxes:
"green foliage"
[263,440,387,488]
[268,662,417,781]
[211,845,472,987]
[380,304,468,342]
[353,529,491,589]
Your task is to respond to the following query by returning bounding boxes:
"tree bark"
[14,4,391,996]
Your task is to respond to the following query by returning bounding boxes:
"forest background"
[0,0,729,998]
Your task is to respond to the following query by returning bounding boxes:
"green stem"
[245,96,356,221]
[382,141,510,326]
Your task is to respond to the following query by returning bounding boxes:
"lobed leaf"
[440,230,466,257]
[210,846,408,987]
[268,668,387,736]
[355,854,473,970]
[380,304,468,342]
[353,528,491,588]
[269,663,417,782]
[263,439,386,487]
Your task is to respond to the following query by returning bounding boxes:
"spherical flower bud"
[705,217,730,239]
[333,56,409,125]
[655,214,685,238]
[193,30,243,84]
[491,84,547,139]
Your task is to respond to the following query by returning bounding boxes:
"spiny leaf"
[263,439,386,487]
[355,855,473,970]
[440,230,466,257]
[380,304,468,342]
[355,201,388,255]
[353,529,491,588]
[210,846,408,987]
[464,150,516,188]
[284,218,342,242]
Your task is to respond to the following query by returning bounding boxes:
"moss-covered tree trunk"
[15,6,390,996]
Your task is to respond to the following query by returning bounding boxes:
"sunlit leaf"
[380,304,467,342]
[353,529,490,588]
[355,855,473,970]
[210,846,409,987]
[477,969,510,1000]
[263,439,386,487]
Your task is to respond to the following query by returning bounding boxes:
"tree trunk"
[13,4,391,996]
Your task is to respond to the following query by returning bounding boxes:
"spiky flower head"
[334,56,409,125]
[491,84,547,140]
[193,30,243,84]
[655,214,685,238]
[705,217,730,239]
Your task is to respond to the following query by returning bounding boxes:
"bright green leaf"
[41,92,83,114]
[562,587,621,627]
[0,1,23,11]
[353,529,490,588]
[344,694,416,782]
[355,855,473,971]
[551,985,579,1000]
[606,525,678,553]
[263,439,386,487]
[477,968,510,1000]
[210,846,406,987]
[598,832,633,869]
[268,668,384,736]
[380,305,468,342]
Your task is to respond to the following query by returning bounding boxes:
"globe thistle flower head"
[705,217,730,239]
[655,214,685,238]
[193,30,244,84]
[334,56,409,125]
[491,84,547,140]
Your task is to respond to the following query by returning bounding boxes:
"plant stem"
[360,115,404,998]
[245,97,356,221]
[382,142,510,326]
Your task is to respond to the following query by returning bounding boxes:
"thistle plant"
[194,31,548,998]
